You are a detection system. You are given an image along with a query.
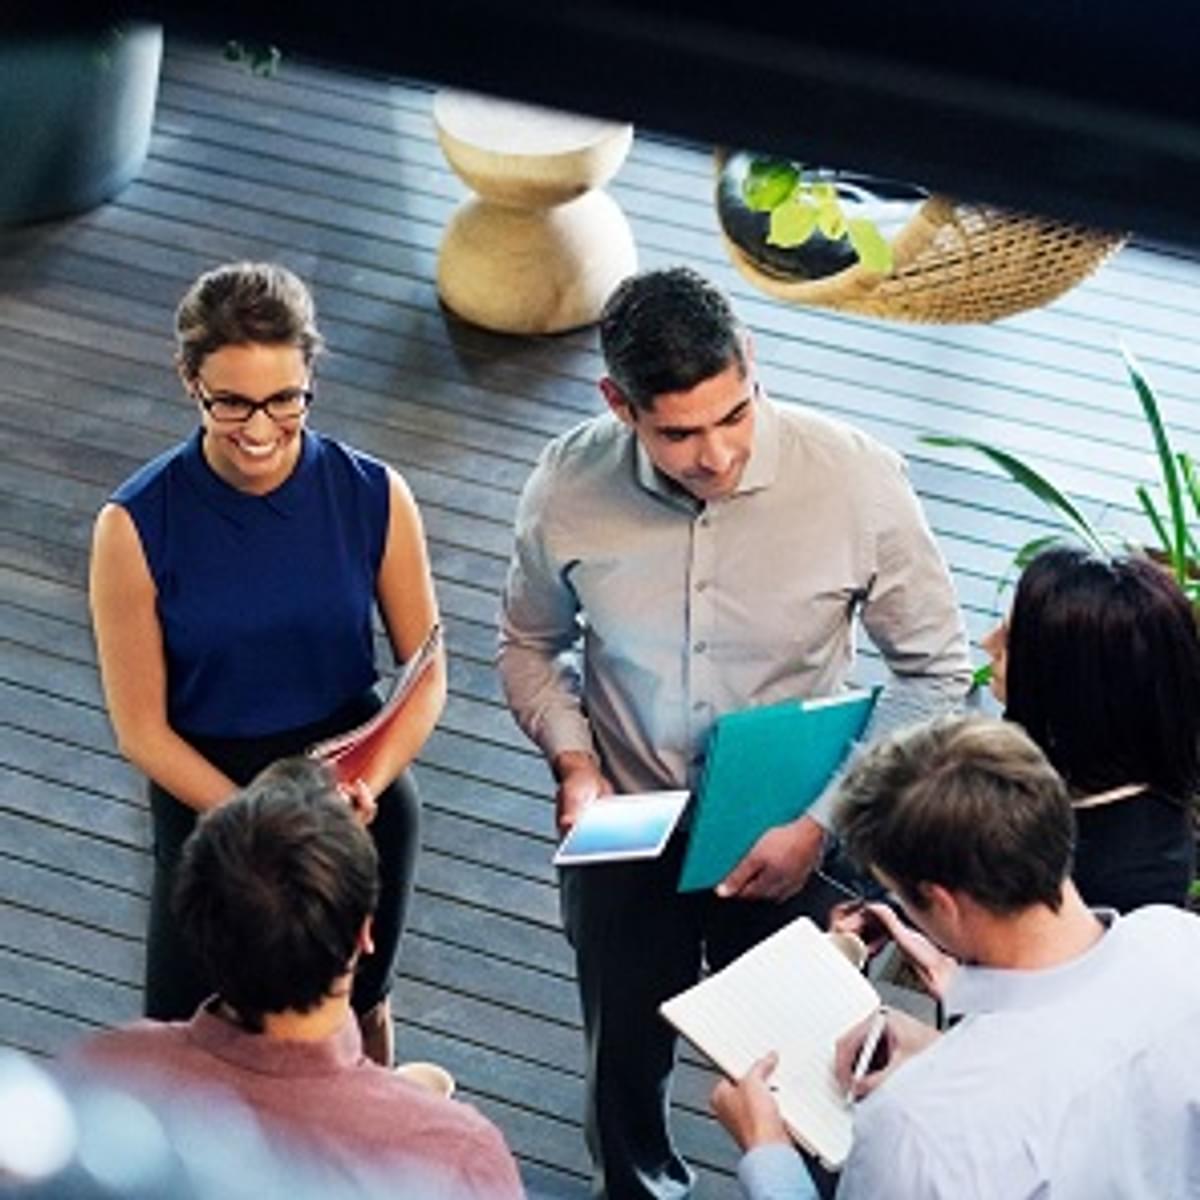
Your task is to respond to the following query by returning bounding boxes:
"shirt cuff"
[738,1144,820,1200]
[535,716,599,770]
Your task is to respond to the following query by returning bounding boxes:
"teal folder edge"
[677,686,881,893]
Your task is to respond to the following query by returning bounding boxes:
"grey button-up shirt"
[498,393,970,823]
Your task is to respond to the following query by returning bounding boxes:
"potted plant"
[716,151,907,279]
[0,24,164,226]
[922,344,1200,604]
[0,29,282,229]
[714,151,1125,323]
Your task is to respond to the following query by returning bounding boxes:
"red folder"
[308,623,442,785]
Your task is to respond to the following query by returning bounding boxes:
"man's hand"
[710,1052,790,1152]
[834,1008,940,1101]
[716,815,825,901]
[551,750,613,837]
[861,902,958,1000]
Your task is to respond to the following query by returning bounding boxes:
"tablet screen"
[553,790,690,866]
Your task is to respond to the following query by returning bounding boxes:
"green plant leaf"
[1181,453,1200,514]
[1136,484,1174,556]
[921,434,1109,557]
[1175,457,1200,560]
[989,534,1068,607]
[743,159,800,212]
[1014,534,1067,568]
[224,40,282,76]
[847,218,894,274]
[811,182,837,204]
[767,199,818,248]
[1122,342,1189,582]
[817,200,847,240]
[972,662,994,688]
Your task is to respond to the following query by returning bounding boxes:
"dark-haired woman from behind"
[982,546,1199,912]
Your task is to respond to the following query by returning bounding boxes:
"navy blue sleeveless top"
[113,428,390,738]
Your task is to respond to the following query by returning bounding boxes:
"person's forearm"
[737,1145,822,1200]
[496,637,596,763]
[117,722,237,812]
[360,656,448,798]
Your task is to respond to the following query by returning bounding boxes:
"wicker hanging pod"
[716,154,1128,324]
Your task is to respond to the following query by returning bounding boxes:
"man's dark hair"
[598,266,746,410]
[1005,546,1200,800]
[173,758,379,1030]
[835,714,1074,914]
[175,261,325,381]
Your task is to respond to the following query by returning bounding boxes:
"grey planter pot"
[0,24,163,226]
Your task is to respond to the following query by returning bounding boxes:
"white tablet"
[552,790,691,866]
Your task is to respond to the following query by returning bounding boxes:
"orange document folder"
[308,623,442,785]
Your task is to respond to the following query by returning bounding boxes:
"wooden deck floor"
[1,36,1199,1199]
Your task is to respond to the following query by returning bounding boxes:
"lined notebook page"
[659,916,879,1168]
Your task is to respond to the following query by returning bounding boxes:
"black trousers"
[142,691,421,1021]
[560,830,848,1200]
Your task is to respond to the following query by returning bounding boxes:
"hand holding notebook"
[660,916,881,1168]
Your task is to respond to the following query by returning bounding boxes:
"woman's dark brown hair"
[175,261,325,381]
[1005,546,1200,800]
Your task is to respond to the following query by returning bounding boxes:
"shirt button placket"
[688,507,718,759]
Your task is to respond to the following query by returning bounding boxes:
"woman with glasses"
[982,545,1199,912]
[89,262,446,1064]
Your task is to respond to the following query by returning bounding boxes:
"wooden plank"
[2,36,1199,1197]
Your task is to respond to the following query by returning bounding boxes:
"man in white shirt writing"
[714,714,1200,1200]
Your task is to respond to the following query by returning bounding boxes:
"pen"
[815,869,864,903]
[845,1005,888,1104]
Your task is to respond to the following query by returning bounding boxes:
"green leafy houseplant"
[923,343,1200,605]
[740,157,895,274]
[716,152,925,285]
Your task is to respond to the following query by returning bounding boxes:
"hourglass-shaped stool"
[433,89,638,334]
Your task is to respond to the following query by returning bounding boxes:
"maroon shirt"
[67,1004,524,1200]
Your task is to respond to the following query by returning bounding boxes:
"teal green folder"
[677,687,880,893]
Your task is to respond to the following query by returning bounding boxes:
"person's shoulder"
[773,401,902,474]
[523,412,628,503]
[1114,905,1200,960]
[350,1062,518,1162]
[62,1018,193,1084]
[111,437,194,507]
[543,412,625,467]
[309,431,389,484]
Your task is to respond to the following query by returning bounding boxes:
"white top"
[741,905,1200,1199]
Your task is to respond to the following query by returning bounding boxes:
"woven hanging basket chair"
[716,153,1128,324]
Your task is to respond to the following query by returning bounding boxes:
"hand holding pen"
[834,1007,940,1102]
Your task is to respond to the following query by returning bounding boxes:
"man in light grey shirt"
[716,714,1200,1200]
[498,266,971,1199]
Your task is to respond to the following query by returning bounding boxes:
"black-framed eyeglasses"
[193,377,314,424]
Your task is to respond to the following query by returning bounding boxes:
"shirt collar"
[186,999,364,1075]
[943,908,1119,1018]
[180,426,317,522]
[631,389,780,505]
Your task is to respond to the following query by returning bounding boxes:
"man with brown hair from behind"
[64,757,523,1200]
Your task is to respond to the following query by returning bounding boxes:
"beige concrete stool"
[433,90,638,334]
